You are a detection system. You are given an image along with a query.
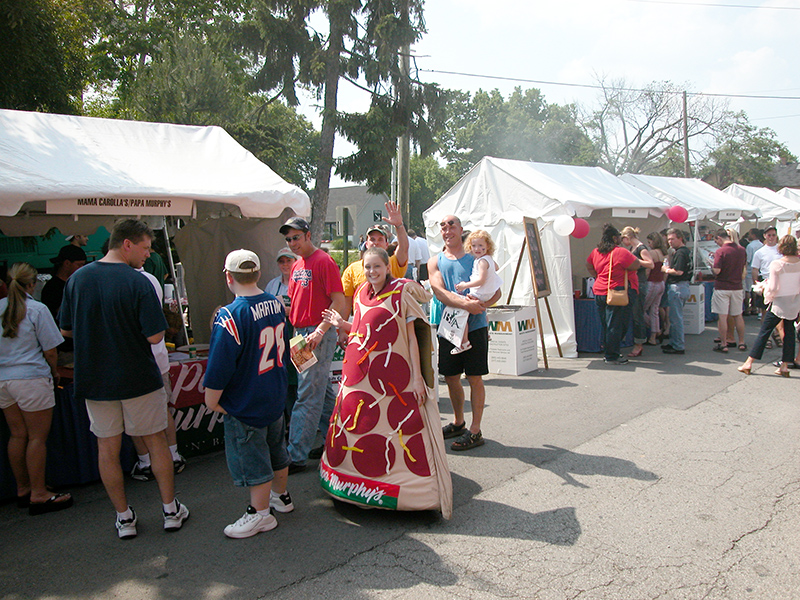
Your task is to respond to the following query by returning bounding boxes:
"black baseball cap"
[50,245,87,264]
[279,217,310,235]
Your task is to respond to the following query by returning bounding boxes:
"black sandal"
[29,492,73,516]
[442,422,466,439]
[712,343,728,353]
[451,430,485,451]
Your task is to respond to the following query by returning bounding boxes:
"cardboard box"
[487,305,538,375]
[684,284,706,335]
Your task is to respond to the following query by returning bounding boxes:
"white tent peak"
[724,183,799,222]
[620,174,761,221]
[0,109,310,221]
[445,157,670,222]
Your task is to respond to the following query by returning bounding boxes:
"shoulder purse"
[606,250,629,306]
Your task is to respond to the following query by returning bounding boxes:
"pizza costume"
[320,278,452,519]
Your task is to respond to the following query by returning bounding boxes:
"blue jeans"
[287,327,337,465]
[595,293,633,361]
[224,414,290,487]
[667,282,690,350]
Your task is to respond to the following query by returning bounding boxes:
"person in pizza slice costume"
[320,248,452,519]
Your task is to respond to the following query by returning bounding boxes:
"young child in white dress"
[453,230,503,354]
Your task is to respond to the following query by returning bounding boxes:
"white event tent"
[620,174,762,272]
[723,183,800,233]
[0,109,310,343]
[423,157,672,358]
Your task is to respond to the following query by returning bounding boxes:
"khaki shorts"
[712,289,744,317]
[85,387,168,438]
[0,378,56,412]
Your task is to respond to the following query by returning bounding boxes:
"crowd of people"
[586,224,800,371]
[3,211,798,541]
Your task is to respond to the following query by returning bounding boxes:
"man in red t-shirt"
[711,229,747,352]
[280,217,347,472]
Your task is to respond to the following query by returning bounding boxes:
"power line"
[419,68,800,101]
[626,0,800,10]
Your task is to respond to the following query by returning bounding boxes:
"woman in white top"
[738,235,800,377]
[0,263,73,514]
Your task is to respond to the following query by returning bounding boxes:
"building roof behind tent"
[619,174,761,221]
[0,109,310,228]
[724,183,799,222]
[770,161,800,189]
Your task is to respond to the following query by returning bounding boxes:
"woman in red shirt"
[586,224,641,365]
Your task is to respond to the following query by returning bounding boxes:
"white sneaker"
[270,490,294,513]
[163,499,189,531]
[224,505,278,539]
[116,507,137,539]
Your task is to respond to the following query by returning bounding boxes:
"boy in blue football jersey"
[204,249,294,538]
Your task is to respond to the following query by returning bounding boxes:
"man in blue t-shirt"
[427,215,501,452]
[204,249,293,539]
[60,219,189,539]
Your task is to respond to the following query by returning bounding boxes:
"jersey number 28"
[258,322,285,374]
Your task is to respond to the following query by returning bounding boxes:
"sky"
[300,0,800,184]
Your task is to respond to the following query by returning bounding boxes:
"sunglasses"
[285,234,304,243]
[440,220,457,229]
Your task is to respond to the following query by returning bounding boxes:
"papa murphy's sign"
[168,359,225,457]
[47,197,194,216]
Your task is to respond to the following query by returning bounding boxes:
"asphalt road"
[3,315,799,600]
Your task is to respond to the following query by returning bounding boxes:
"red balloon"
[571,218,590,239]
[667,205,689,223]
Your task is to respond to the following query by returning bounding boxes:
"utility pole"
[396,1,411,226]
[683,90,691,178]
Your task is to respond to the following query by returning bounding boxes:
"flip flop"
[738,343,747,351]
[712,343,728,353]
[29,492,73,516]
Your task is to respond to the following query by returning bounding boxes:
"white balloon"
[553,215,575,236]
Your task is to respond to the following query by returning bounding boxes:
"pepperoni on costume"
[359,307,399,352]
[368,351,410,396]
[351,434,396,478]
[387,394,423,435]
[324,423,347,467]
[401,432,431,477]
[341,344,369,386]
[339,390,380,435]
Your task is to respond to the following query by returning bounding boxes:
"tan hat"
[276,247,296,261]
[224,249,260,273]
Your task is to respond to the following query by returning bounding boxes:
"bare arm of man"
[428,255,487,315]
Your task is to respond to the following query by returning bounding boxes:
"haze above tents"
[0,109,310,236]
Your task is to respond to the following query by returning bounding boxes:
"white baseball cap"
[224,249,261,273]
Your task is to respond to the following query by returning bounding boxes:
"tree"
[583,78,728,175]
[0,0,94,113]
[86,0,249,115]
[408,153,458,231]
[438,87,596,177]
[699,112,796,189]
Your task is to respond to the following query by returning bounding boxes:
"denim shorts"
[224,414,291,487]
